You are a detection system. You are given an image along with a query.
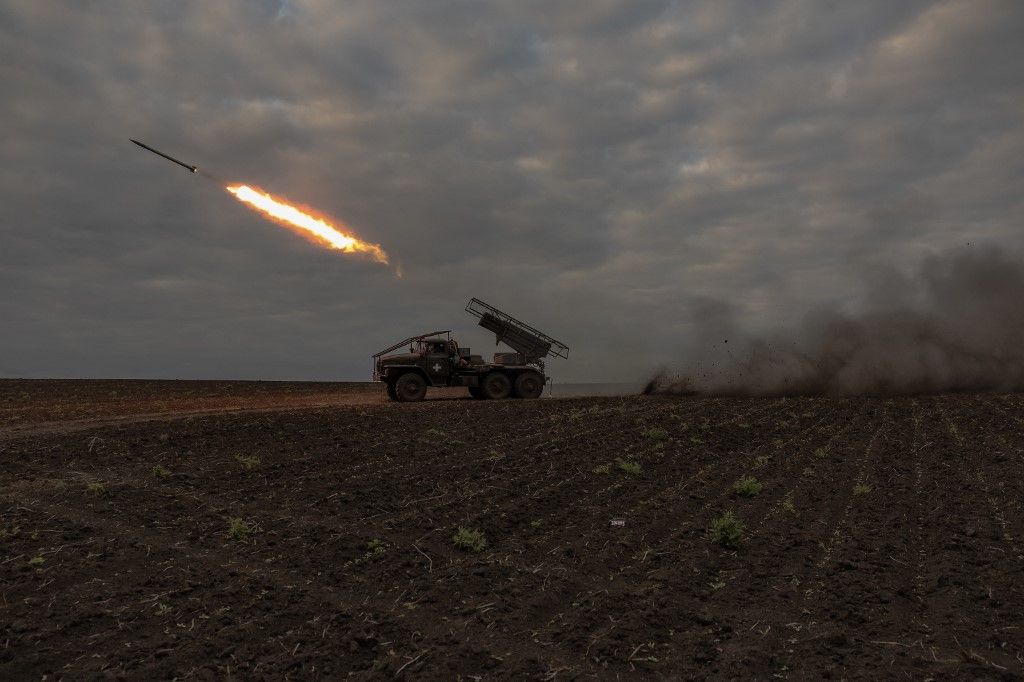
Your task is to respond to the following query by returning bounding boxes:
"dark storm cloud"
[0,0,1021,382]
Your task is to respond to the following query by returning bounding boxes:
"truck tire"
[513,371,544,399]
[385,380,398,401]
[468,386,486,399]
[481,372,512,400]
[394,373,427,402]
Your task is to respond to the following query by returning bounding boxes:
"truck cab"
[373,333,459,400]
[424,340,453,383]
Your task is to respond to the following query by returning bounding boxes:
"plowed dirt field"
[1,380,1021,679]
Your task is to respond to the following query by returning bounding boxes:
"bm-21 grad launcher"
[372,298,569,402]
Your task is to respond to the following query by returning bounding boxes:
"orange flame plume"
[226,184,388,264]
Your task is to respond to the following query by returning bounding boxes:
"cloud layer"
[1,1,1021,381]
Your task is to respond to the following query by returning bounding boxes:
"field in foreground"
[1,381,1022,679]
[0,379,385,429]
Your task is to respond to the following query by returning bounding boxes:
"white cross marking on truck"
[433,363,443,373]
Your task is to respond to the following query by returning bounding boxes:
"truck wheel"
[385,380,398,401]
[394,373,427,402]
[481,372,512,400]
[468,386,486,399]
[513,371,544,399]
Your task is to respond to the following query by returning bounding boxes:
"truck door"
[426,342,451,386]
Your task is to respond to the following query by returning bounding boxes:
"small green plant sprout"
[152,465,171,478]
[343,539,389,568]
[752,455,770,469]
[616,458,642,475]
[852,483,872,496]
[592,463,611,474]
[732,476,762,497]
[0,523,21,540]
[782,494,797,515]
[235,455,261,471]
[710,511,744,549]
[641,427,669,442]
[453,527,487,553]
[814,447,828,460]
[154,602,172,616]
[226,517,254,541]
[530,520,542,529]
[420,428,447,441]
[86,482,107,496]
[29,555,44,566]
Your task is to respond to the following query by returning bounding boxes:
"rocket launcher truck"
[372,298,569,402]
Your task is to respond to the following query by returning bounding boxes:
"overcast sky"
[1,0,1021,383]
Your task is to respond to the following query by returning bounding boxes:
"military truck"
[372,298,569,402]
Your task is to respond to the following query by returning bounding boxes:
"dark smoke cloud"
[646,245,1024,396]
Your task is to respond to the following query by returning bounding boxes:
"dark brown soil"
[1,381,1022,679]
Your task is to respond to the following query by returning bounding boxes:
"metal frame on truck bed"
[372,299,569,402]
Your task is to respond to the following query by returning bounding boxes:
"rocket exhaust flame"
[129,139,389,264]
[226,184,388,264]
